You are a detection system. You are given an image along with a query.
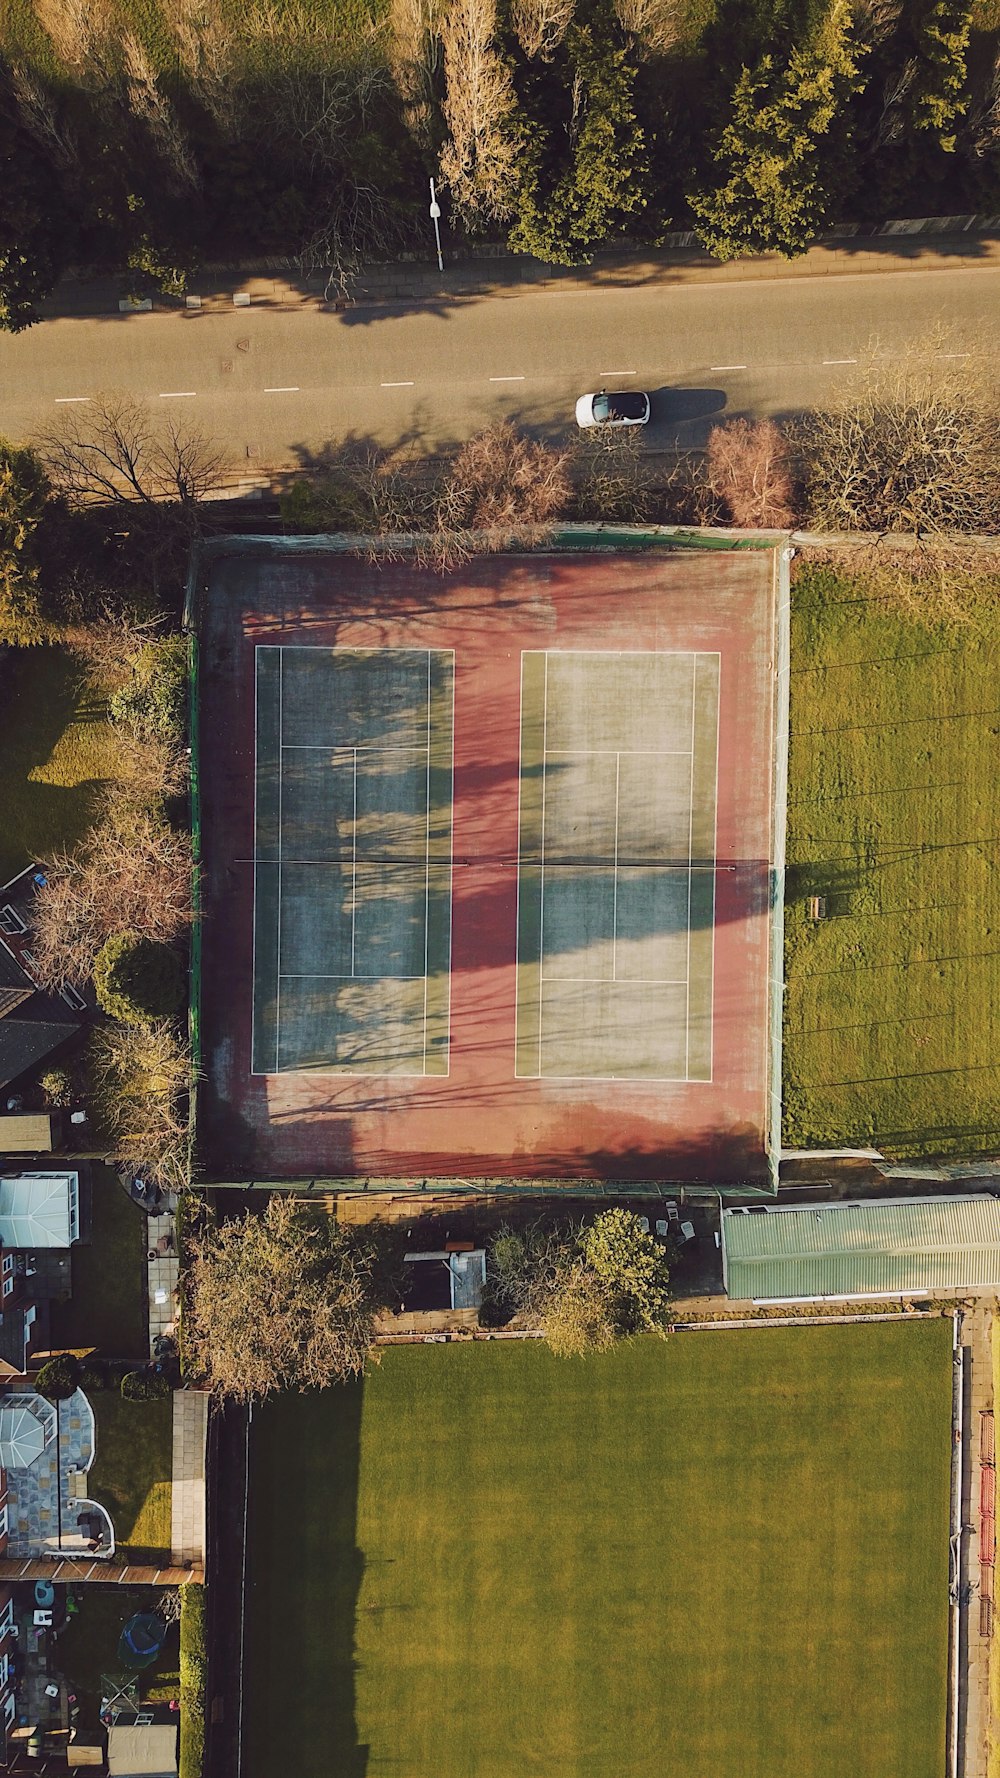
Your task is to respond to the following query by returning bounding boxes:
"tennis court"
[251,646,454,1075]
[516,651,720,1080]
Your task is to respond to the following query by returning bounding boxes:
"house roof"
[722,1195,1000,1301]
[0,1173,78,1248]
[0,941,79,1091]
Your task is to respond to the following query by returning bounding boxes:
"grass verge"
[783,561,1000,1156]
[179,1584,206,1778]
[89,1389,173,1561]
[245,1319,952,1778]
[0,647,122,883]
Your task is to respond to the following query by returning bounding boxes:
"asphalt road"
[1,261,998,473]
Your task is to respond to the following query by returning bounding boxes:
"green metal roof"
[723,1195,1000,1301]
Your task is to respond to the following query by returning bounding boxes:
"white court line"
[350,748,358,977]
[158,390,197,397]
[711,364,747,371]
[538,654,550,1073]
[550,746,691,757]
[489,375,525,382]
[279,972,426,981]
[54,396,90,404]
[540,975,688,986]
[684,655,696,1080]
[421,650,432,1074]
[264,386,300,393]
[281,743,421,752]
[822,358,857,366]
[612,752,620,982]
[380,380,414,387]
[275,649,284,1074]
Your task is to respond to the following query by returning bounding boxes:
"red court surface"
[196,546,783,1184]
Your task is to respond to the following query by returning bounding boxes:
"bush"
[36,1352,81,1400]
[121,1368,172,1401]
[78,1359,109,1392]
[39,1068,73,1108]
[94,933,185,1025]
[88,1020,191,1193]
[179,1584,206,1778]
[705,420,795,529]
[108,636,187,746]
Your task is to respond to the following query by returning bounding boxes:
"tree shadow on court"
[244,1383,369,1778]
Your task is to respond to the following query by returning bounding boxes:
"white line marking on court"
[380,380,414,387]
[710,364,747,372]
[351,748,358,977]
[538,654,550,1074]
[54,396,90,403]
[422,650,432,1074]
[684,655,697,1081]
[612,752,620,982]
[264,386,300,393]
[537,976,688,986]
[158,390,197,397]
[275,648,284,1074]
[822,358,857,366]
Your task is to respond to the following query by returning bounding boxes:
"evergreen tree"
[0,69,73,332]
[0,443,53,646]
[688,0,864,261]
[508,23,648,264]
[911,0,971,152]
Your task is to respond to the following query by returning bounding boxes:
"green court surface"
[516,650,719,1079]
[245,1319,951,1778]
[252,646,454,1075]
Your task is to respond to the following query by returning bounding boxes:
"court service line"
[350,747,358,977]
[539,975,688,986]
[538,654,550,1071]
[275,648,284,1075]
[684,655,697,1081]
[612,752,620,982]
[422,650,432,1073]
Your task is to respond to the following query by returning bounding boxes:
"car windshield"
[593,392,646,423]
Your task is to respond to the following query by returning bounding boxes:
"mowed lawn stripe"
[244,1319,952,1778]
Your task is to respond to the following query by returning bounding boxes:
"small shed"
[0,1113,55,1153]
[107,1723,177,1777]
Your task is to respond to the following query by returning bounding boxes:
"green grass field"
[783,563,1000,1155]
[89,1391,173,1562]
[245,1320,952,1778]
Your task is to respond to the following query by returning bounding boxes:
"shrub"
[39,1068,73,1107]
[108,635,187,746]
[121,1368,172,1401]
[705,419,795,529]
[78,1358,109,1391]
[94,933,185,1025]
[36,1352,81,1400]
[88,1020,191,1192]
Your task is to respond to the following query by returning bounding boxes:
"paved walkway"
[170,1391,208,1568]
[147,1204,179,1358]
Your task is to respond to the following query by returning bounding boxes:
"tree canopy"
[486,1209,672,1356]
[186,1197,396,1400]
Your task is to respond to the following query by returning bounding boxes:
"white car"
[575,390,651,429]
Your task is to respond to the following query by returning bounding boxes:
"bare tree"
[62,611,163,694]
[186,1197,387,1399]
[511,0,575,60]
[10,64,82,175]
[36,393,228,514]
[612,0,681,56]
[162,0,241,135]
[33,0,115,76]
[574,428,658,524]
[800,337,1000,534]
[439,421,573,529]
[89,1021,191,1193]
[388,0,444,148]
[705,419,795,529]
[439,0,523,224]
[121,30,200,190]
[30,807,193,990]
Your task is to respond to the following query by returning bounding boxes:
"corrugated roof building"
[722,1195,1000,1302]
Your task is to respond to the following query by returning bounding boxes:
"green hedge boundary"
[179,1583,206,1778]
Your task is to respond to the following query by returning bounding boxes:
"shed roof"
[722,1194,1000,1301]
[107,1724,177,1777]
